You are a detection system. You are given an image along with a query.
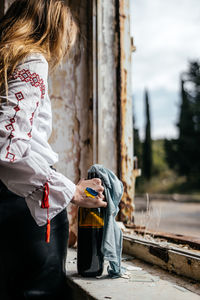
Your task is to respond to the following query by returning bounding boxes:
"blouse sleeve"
[0,55,76,226]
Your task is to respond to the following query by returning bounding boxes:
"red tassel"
[46,219,50,243]
[41,182,50,208]
[41,182,50,243]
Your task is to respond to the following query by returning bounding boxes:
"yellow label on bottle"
[79,209,104,228]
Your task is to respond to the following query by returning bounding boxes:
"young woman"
[0,0,106,299]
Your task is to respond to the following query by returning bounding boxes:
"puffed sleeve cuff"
[25,169,76,226]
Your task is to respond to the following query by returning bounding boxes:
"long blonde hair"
[0,0,79,93]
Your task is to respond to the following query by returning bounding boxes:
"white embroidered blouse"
[0,53,76,226]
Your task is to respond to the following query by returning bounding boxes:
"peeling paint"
[97,0,118,172]
[117,0,135,223]
[48,1,93,245]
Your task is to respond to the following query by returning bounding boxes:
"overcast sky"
[130,0,200,140]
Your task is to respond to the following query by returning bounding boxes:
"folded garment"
[88,164,125,277]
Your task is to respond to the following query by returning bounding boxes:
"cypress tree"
[133,115,142,168]
[143,89,152,179]
[183,61,200,180]
[165,61,200,184]
[176,77,195,177]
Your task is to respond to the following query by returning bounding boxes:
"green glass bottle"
[77,173,105,277]
[77,207,104,277]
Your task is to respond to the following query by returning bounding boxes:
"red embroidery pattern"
[11,69,46,99]
[14,106,20,112]
[5,68,45,162]
[15,91,24,101]
[5,95,40,162]
[6,152,15,162]
[4,91,24,162]
[27,101,39,138]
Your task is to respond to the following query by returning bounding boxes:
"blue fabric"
[88,164,125,277]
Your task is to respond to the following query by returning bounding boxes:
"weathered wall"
[117,0,135,223]
[97,0,118,173]
[96,0,134,223]
[48,0,93,245]
[49,0,93,184]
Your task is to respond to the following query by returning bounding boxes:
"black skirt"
[0,180,70,300]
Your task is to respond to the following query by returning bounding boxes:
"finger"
[77,178,84,185]
[92,178,101,185]
[90,184,104,192]
[95,195,106,205]
[83,197,107,208]
[99,185,104,192]
[97,199,107,208]
[98,192,105,200]
[87,181,104,193]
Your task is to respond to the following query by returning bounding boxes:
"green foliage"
[164,138,178,170]
[186,61,200,180]
[165,60,200,182]
[134,61,200,194]
[177,78,196,176]
[133,127,142,168]
[152,139,168,175]
[133,114,142,169]
[136,139,200,194]
[137,139,171,193]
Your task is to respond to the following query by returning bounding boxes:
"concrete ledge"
[65,248,200,300]
[65,275,97,300]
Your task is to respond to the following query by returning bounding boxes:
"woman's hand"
[71,178,107,208]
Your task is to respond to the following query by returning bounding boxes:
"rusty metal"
[123,235,200,282]
[116,0,135,223]
[129,227,200,251]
